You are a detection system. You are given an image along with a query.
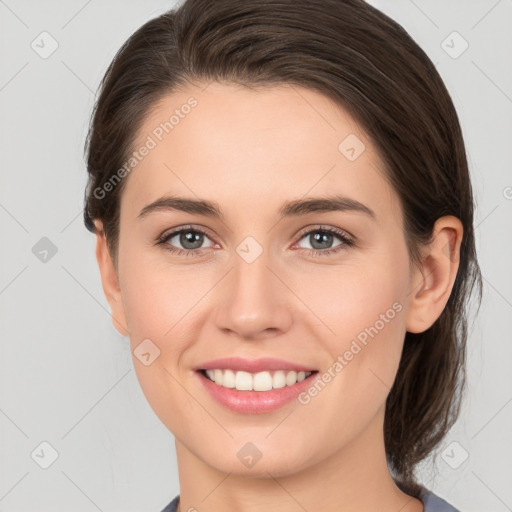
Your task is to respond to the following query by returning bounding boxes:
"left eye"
[296,228,349,251]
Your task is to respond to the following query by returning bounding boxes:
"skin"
[94,82,462,512]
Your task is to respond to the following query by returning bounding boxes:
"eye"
[294,226,354,257]
[156,224,355,258]
[156,225,216,257]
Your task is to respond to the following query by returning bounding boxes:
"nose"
[214,248,293,341]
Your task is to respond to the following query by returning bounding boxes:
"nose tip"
[213,256,293,340]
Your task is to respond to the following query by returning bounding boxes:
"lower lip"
[196,370,319,414]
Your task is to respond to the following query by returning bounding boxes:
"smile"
[196,369,319,414]
[201,368,314,391]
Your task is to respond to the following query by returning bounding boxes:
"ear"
[406,216,463,334]
[93,220,129,336]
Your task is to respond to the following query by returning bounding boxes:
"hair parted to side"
[83,0,482,497]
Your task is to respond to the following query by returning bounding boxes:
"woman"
[83,0,482,510]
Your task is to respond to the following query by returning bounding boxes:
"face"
[96,81,445,477]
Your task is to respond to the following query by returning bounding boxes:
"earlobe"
[405,216,463,334]
[93,220,130,336]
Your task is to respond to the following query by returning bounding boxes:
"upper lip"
[195,357,317,373]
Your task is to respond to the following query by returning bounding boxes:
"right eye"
[157,226,217,257]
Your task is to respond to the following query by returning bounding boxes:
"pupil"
[181,231,203,249]
[311,232,332,250]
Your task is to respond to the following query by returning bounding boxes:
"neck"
[173,405,423,512]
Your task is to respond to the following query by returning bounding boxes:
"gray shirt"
[160,488,460,512]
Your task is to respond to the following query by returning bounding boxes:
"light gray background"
[0,1,511,511]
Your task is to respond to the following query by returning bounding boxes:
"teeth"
[203,369,313,391]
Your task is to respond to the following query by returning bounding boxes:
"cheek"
[118,242,183,334]
[294,264,407,429]
[295,252,409,387]
[288,259,406,339]
[119,250,212,374]
[118,251,202,421]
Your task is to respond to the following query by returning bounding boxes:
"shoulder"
[421,488,461,512]
[160,494,180,512]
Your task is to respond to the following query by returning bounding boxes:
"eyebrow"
[137,194,376,221]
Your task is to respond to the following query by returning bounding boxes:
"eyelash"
[156,224,355,258]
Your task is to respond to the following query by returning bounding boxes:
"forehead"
[121,82,401,227]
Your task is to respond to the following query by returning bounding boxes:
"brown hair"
[83,0,482,497]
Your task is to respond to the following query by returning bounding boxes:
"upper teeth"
[204,369,312,391]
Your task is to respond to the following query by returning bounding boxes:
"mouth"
[192,355,321,413]
[196,368,319,392]
[195,367,320,414]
